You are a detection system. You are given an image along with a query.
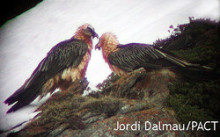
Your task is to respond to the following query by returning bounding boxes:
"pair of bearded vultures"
[4,24,212,113]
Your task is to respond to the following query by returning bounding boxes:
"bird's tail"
[155,49,217,80]
[4,83,41,113]
[166,53,212,71]
[156,49,212,71]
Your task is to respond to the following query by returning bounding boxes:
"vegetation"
[154,18,220,136]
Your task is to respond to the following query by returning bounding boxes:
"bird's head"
[75,24,99,40]
[95,32,119,51]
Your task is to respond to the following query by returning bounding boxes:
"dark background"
[0,0,43,27]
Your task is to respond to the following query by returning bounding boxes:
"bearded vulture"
[4,24,98,113]
[95,32,211,76]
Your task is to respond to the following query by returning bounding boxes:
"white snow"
[0,0,219,132]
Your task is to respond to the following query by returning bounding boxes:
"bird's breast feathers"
[41,51,91,96]
[61,51,91,81]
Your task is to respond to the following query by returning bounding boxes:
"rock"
[58,129,76,137]
[47,124,69,137]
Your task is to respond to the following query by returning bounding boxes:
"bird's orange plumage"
[98,33,127,76]
[5,24,98,113]
[40,24,94,97]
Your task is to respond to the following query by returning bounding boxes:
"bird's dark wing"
[108,43,188,72]
[39,39,88,79]
[5,38,88,113]
[23,38,88,89]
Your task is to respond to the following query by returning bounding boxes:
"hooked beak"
[95,42,101,50]
[92,31,99,39]
[87,27,99,39]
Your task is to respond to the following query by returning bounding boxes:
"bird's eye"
[85,26,99,38]
[87,27,94,33]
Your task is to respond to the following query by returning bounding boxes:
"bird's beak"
[89,29,99,39]
[95,42,101,50]
[92,31,99,39]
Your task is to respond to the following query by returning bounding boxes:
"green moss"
[81,97,120,117]
[96,73,120,91]
[25,93,87,136]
